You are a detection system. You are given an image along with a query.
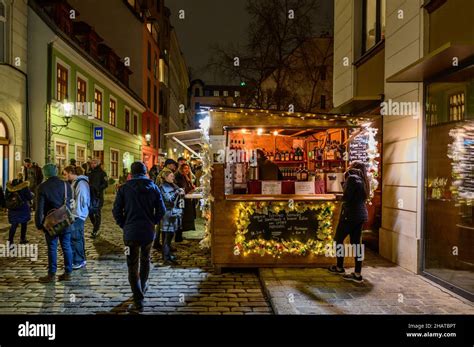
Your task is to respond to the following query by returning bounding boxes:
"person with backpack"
[6,179,33,246]
[87,159,108,238]
[35,164,74,283]
[63,165,90,270]
[158,168,185,265]
[112,161,166,312]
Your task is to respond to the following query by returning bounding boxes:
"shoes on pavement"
[163,259,178,266]
[20,239,29,244]
[328,265,345,274]
[72,261,87,270]
[342,272,364,283]
[39,274,56,283]
[133,300,144,312]
[58,272,72,281]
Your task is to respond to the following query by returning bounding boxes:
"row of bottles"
[274,147,305,162]
[229,139,247,163]
[281,165,309,181]
[308,140,345,161]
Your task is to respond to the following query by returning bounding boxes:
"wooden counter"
[211,164,354,273]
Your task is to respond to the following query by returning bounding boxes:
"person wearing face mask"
[328,161,370,283]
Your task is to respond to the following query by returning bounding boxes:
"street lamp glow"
[145,133,151,143]
[63,101,73,117]
[273,130,278,136]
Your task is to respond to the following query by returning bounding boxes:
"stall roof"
[164,129,203,157]
[386,42,474,82]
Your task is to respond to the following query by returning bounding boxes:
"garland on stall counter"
[234,201,335,258]
[366,127,380,203]
[198,116,214,249]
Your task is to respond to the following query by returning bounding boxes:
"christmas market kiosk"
[166,107,381,273]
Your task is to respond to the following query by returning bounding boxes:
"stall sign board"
[295,181,315,195]
[261,181,282,195]
[349,131,369,163]
[246,209,319,242]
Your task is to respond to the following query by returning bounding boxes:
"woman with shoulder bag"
[158,168,184,265]
[6,178,33,246]
[328,161,370,283]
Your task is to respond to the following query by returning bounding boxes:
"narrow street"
[0,196,472,315]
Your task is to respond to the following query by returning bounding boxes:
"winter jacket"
[6,181,33,224]
[71,175,90,221]
[159,181,184,233]
[340,170,368,223]
[87,166,108,204]
[112,174,166,242]
[35,176,73,230]
[175,172,196,231]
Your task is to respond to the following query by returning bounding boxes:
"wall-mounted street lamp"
[51,100,74,134]
[145,132,151,146]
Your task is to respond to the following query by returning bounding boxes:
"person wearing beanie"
[35,163,74,283]
[112,161,166,312]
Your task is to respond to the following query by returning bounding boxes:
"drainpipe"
[46,42,53,164]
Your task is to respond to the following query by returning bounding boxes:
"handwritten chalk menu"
[349,130,369,162]
[246,209,319,242]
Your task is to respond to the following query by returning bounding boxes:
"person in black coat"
[112,161,166,312]
[174,163,195,242]
[328,161,369,283]
[87,159,108,238]
[35,164,74,283]
[6,179,33,245]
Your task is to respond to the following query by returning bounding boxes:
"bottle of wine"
[290,148,295,161]
[285,151,290,161]
[301,165,309,181]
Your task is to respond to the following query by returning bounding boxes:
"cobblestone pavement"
[0,196,272,315]
[259,251,474,314]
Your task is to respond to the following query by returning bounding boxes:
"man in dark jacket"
[35,164,74,283]
[112,161,166,312]
[87,159,108,238]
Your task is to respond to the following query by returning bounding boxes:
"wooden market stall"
[205,107,380,273]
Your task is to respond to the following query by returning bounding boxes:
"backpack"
[6,191,24,210]
[73,178,100,213]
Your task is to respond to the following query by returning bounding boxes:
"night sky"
[167,0,334,85]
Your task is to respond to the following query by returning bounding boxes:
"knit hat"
[131,161,147,176]
[42,163,58,178]
[164,158,178,167]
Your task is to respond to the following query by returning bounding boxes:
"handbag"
[43,182,75,237]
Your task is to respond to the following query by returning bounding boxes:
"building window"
[234,90,240,98]
[125,108,130,132]
[213,90,219,97]
[194,87,200,97]
[55,141,67,171]
[362,0,385,54]
[109,98,116,126]
[77,77,87,114]
[147,78,151,107]
[320,95,326,109]
[56,64,68,101]
[159,90,164,115]
[94,88,103,120]
[75,144,86,167]
[153,85,157,113]
[223,90,228,97]
[320,66,327,81]
[147,42,151,70]
[93,150,104,165]
[133,114,138,135]
[110,149,119,179]
[448,92,465,122]
[0,0,6,63]
[154,54,158,79]
[205,90,211,96]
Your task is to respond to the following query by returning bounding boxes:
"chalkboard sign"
[245,209,320,242]
[349,131,369,163]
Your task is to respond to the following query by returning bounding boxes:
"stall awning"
[164,129,203,158]
[330,95,383,115]
[386,42,474,82]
